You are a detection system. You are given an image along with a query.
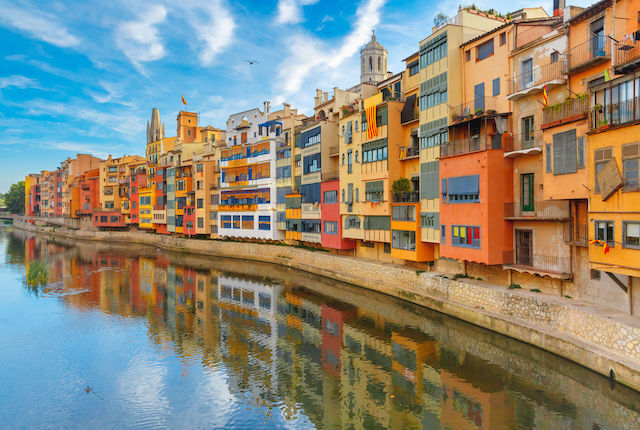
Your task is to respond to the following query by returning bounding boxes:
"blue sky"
[0,0,591,191]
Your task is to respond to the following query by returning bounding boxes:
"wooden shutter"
[553,129,577,175]
[597,158,623,201]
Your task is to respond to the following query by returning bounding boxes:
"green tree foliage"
[5,181,25,215]
[392,178,411,195]
[433,13,449,26]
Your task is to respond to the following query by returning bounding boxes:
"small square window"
[591,269,601,280]
[551,51,559,63]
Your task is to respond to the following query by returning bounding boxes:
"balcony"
[504,200,570,220]
[565,36,610,74]
[615,42,640,73]
[450,97,498,123]
[392,192,420,203]
[564,223,588,247]
[590,98,640,131]
[399,146,419,160]
[541,97,588,128]
[503,251,572,279]
[503,130,543,157]
[507,61,565,100]
[329,145,339,157]
[440,134,501,158]
[301,202,321,219]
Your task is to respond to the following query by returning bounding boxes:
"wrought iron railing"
[507,61,564,95]
[565,36,610,72]
[392,192,420,203]
[450,97,498,122]
[504,200,570,219]
[503,130,543,153]
[503,251,572,274]
[590,97,640,130]
[542,97,588,126]
[564,223,589,247]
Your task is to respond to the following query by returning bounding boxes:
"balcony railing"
[565,36,610,73]
[399,146,419,160]
[450,97,498,122]
[564,223,588,247]
[329,145,339,157]
[392,192,420,203]
[542,97,588,127]
[504,200,570,220]
[503,130,543,155]
[440,134,502,158]
[503,251,572,276]
[590,97,640,131]
[615,41,640,72]
[507,61,565,97]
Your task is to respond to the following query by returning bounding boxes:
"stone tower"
[360,32,388,84]
[146,108,165,144]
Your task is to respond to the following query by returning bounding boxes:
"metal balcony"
[542,97,588,128]
[565,36,610,73]
[504,200,570,220]
[503,130,543,157]
[507,61,565,100]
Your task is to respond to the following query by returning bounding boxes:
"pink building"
[320,180,355,250]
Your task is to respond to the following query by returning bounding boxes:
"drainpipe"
[611,0,616,69]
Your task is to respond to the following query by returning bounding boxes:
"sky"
[0,0,594,192]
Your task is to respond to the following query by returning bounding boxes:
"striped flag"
[542,85,548,106]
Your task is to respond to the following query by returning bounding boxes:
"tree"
[5,181,25,215]
[433,13,449,27]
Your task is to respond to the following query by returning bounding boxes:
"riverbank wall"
[13,219,640,392]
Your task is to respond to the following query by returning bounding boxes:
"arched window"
[378,56,382,71]
[369,56,372,71]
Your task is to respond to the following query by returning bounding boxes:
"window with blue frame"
[303,153,322,173]
[301,183,321,203]
[259,215,271,230]
[452,225,480,248]
[442,175,479,203]
[301,126,321,148]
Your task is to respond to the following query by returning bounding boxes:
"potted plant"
[474,108,484,116]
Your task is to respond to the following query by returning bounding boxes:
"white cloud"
[0,2,80,47]
[116,5,167,70]
[0,75,38,89]
[181,0,236,65]
[275,0,320,25]
[85,81,135,107]
[49,142,110,159]
[277,0,385,98]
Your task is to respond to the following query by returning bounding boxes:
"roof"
[361,34,386,52]
[566,0,610,24]
[402,51,419,62]
[460,17,562,48]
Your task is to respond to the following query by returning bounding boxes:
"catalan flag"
[589,239,610,255]
[181,93,188,105]
[542,85,548,106]
[366,105,378,139]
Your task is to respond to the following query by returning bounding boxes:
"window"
[551,51,559,62]
[522,116,535,147]
[363,216,390,230]
[242,215,254,229]
[441,224,446,244]
[622,142,640,190]
[197,198,203,209]
[347,150,353,173]
[100,215,108,223]
[545,144,552,172]
[105,201,114,209]
[521,58,533,86]
[363,145,387,164]
[232,215,240,229]
[365,181,384,202]
[578,137,585,169]
[391,205,415,221]
[110,216,119,223]
[197,218,203,228]
[492,78,500,96]
[623,222,640,248]
[452,225,480,248]
[355,151,359,163]
[324,190,338,204]
[591,269,601,280]
[500,32,506,46]
[221,215,231,228]
[259,215,270,230]
[345,216,361,229]
[445,175,479,203]
[594,220,614,246]
[392,230,416,251]
[355,188,359,202]
[476,39,494,61]
[408,60,419,76]
[303,152,321,173]
[594,147,613,192]
[324,221,338,235]
[465,50,470,62]
[553,129,577,175]
[521,173,534,212]
[196,163,203,173]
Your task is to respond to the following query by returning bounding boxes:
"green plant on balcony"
[474,108,484,116]
[392,178,411,200]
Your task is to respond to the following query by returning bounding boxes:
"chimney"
[553,0,565,17]
[323,91,329,102]
[315,89,322,106]
[264,101,271,114]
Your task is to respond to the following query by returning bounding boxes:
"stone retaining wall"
[13,219,640,392]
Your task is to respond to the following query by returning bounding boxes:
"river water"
[1,226,640,429]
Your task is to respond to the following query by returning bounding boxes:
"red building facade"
[320,180,355,250]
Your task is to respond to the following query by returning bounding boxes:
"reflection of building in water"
[217,275,282,399]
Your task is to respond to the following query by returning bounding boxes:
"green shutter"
[365,180,384,193]
[420,161,439,199]
[362,138,388,152]
[364,215,390,230]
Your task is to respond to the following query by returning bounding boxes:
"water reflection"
[5,228,640,429]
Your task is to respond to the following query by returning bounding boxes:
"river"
[1,225,640,429]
